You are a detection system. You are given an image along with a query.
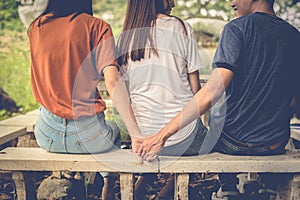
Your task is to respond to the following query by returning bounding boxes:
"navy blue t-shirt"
[211,12,300,143]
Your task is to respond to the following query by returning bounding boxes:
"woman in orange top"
[29,0,120,199]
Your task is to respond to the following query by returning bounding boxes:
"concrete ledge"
[0,127,27,145]
[0,114,38,132]
[1,147,300,173]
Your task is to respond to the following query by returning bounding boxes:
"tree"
[93,0,126,35]
[172,0,232,21]
[0,0,19,29]
[275,0,300,29]
[171,0,300,29]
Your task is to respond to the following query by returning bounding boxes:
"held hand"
[137,132,166,162]
[131,136,144,163]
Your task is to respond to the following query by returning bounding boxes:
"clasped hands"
[131,131,166,163]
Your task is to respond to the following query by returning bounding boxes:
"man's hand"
[135,132,166,162]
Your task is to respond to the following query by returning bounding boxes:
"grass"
[0,19,39,120]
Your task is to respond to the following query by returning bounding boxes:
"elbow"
[104,76,120,96]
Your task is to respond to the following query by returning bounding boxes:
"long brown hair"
[118,0,186,66]
[29,0,93,29]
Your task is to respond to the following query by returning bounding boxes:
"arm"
[188,70,201,94]
[138,67,234,161]
[103,66,143,161]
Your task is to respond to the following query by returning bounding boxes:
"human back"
[28,0,120,154]
[211,11,300,144]
[29,11,114,119]
[125,16,201,146]
[118,0,205,149]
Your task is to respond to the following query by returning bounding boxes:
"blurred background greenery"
[0,0,299,121]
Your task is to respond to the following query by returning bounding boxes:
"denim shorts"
[34,106,121,154]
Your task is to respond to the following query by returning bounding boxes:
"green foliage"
[0,0,20,30]
[93,0,126,35]
[172,0,300,29]
[275,0,300,29]
[0,25,38,120]
[172,0,233,21]
[0,0,19,20]
[105,107,130,141]
[0,0,35,120]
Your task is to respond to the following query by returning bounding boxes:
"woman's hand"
[135,132,166,162]
[131,136,144,163]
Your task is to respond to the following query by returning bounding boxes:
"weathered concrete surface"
[17,0,47,28]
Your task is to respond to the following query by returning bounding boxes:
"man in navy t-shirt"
[212,2,299,152]
[134,0,300,199]
[207,0,300,198]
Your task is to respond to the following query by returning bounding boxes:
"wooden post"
[12,171,36,200]
[52,171,62,178]
[12,172,26,200]
[290,174,300,200]
[174,173,189,200]
[120,173,134,200]
[277,174,300,200]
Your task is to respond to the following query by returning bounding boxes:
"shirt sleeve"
[212,22,243,73]
[92,21,119,76]
[185,23,203,73]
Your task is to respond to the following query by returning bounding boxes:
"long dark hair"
[118,0,186,66]
[29,0,93,29]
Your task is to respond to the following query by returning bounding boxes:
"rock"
[186,18,227,35]
[0,87,20,115]
[186,17,227,45]
[36,175,72,200]
[17,0,47,28]
[17,133,39,148]
[0,193,12,200]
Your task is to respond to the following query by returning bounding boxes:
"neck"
[156,13,169,18]
[252,1,276,16]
